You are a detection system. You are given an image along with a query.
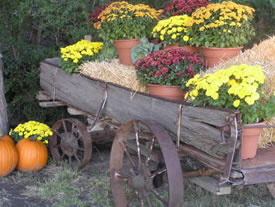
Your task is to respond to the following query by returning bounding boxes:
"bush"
[0,0,96,125]
[2,44,67,125]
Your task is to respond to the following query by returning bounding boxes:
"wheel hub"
[131,175,145,190]
[60,132,79,156]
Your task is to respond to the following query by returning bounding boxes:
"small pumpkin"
[16,139,48,172]
[0,137,18,176]
[2,135,15,145]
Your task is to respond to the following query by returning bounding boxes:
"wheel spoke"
[78,147,85,151]
[68,156,72,166]
[74,154,81,165]
[119,142,137,171]
[150,168,167,179]
[71,123,76,131]
[127,192,137,207]
[140,198,144,207]
[62,120,68,133]
[151,189,168,205]
[55,144,61,149]
[134,121,142,168]
[146,136,156,166]
[115,172,131,180]
[53,129,63,139]
[128,168,136,176]
[145,194,153,207]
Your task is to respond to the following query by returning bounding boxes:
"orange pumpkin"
[2,135,15,145]
[16,139,48,172]
[0,138,18,176]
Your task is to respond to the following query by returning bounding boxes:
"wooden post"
[0,53,8,134]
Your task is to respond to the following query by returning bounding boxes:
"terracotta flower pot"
[147,84,186,101]
[164,44,198,53]
[114,39,140,66]
[200,46,243,68]
[241,122,264,160]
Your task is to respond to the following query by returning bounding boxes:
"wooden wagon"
[38,58,275,207]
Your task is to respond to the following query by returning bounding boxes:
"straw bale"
[79,59,148,94]
[204,36,275,147]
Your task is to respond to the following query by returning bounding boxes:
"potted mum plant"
[9,121,53,172]
[159,0,210,19]
[187,1,255,67]
[152,14,196,52]
[135,48,206,101]
[93,1,162,65]
[60,40,103,74]
[185,64,275,159]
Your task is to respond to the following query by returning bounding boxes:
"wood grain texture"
[0,54,8,134]
[40,58,239,159]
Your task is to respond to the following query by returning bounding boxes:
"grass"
[21,161,111,207]
[184,181,275,207]
[1,151,275,207]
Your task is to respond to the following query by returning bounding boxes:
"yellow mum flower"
[183,35,189,42]
[171,34,177,39]
[233,99,240,108]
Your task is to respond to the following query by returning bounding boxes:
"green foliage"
[37,0,95,45]
[0,0,96,125]
[131,37,162,64]
[96,41,118,61]
[2,44,66,124]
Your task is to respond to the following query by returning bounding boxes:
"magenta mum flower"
[135,48,206,89]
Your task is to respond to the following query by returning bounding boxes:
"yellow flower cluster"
[94,1,162,29]
[186,64,265,107]
[152,15,191,43]
[9,121,53,144]
[187,1,254,31]
[60,40,103,63]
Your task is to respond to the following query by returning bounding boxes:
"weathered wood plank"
[39,101,65,107]
[189,176,231,195]
[36,91,52,101]
[40,58,239,159]
[241,147,275,169]
[0,53,8,134]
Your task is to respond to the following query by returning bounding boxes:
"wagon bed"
[39,58,275,206]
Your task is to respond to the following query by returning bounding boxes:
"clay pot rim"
[200,46,244,50]
[147,84,181,88]
[242,121,265,128]
[114,39,140,42]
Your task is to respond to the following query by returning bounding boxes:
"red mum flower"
[148,71,154,76]
[161,67,169,74]
[177,72,184,77]
[135,47,206,89]
[160,0,209,18]
[88,3,111,23]
[155,70,162,78]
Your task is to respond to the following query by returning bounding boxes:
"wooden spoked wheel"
[49,118,92,169]
[110,120,184,207]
